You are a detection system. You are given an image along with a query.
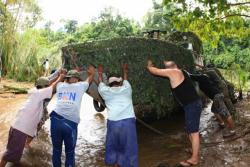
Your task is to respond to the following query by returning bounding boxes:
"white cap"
[108,77,122,84]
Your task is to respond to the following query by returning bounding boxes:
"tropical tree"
[63,19,78,34]
[162,0,250,47]
[78,7,141,40]
[143,0,172,33]
[0,0,42,78]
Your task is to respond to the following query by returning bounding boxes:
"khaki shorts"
[211,93,230,118]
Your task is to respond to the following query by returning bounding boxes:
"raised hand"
[147,59,153,67]
[122,63,128,73]
[122,63,128,80]
[87,65,96,75]
[60,68,67,75]
[98,64,104,74]
[98,64,104,83]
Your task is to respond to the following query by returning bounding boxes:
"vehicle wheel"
[93,99,105,112]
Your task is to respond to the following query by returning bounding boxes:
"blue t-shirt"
[53,81,89,123]
[98,80,135,121]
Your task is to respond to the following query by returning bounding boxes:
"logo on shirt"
[58,92,76,101]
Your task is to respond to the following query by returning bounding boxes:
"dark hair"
[109,81,122,87]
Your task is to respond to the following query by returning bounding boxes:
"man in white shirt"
[50,67,95,167]
[0,73,64,167]
[98,64,138,167]
[25,69,67,148]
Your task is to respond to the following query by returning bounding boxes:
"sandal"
[179,160,198,167]
[223,129,236,138]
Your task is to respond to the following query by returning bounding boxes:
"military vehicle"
[60,31,212,120]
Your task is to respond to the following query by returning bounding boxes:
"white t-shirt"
[12,87,53,137]
[98,80,135,121]
[53,81,89,123]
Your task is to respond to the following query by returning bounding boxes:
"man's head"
[163,61,178,69]
[108,76,123,87]
[35,77,49,89]
[65,70,80,83]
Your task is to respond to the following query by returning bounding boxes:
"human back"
[98,79,135,121]
[13,87,53,137]
[54,81,89,123]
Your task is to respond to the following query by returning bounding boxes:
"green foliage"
[80,7,141,40]
[223,63,249,91]
[0,0,42,80]
[162,0,250,47]
[63,20,78,34]
[62,37,195,116]
[204,35,250,69]
[212,52,235,69]
[143,0,172,33]
[5,29,61,81]
[0,5,141,81]
[204,34,250,92]
[54,7,141,44]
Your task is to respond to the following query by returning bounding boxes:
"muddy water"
[0,93,228,167]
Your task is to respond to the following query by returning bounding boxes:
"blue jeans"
[50,111,78,167]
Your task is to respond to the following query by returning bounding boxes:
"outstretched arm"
[85,65,95,84]
[98,64,104,83]
[48,68,67,84]
[146,59,172,78]
[122,63,128,80]
[50,72,65,92]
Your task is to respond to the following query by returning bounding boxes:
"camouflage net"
[166,31,203,55]
[62,37,195,119]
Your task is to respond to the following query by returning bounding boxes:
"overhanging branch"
[217,14,250,20]
[228,2,250,6]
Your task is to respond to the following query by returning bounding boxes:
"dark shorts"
[2,127,27,162]
[105,118,138,167]
[211,93,230,118]
[183,100,202,134]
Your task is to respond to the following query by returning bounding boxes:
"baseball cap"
[108,77,122,84]
[66,70,80,79]
[36,77,49,87]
